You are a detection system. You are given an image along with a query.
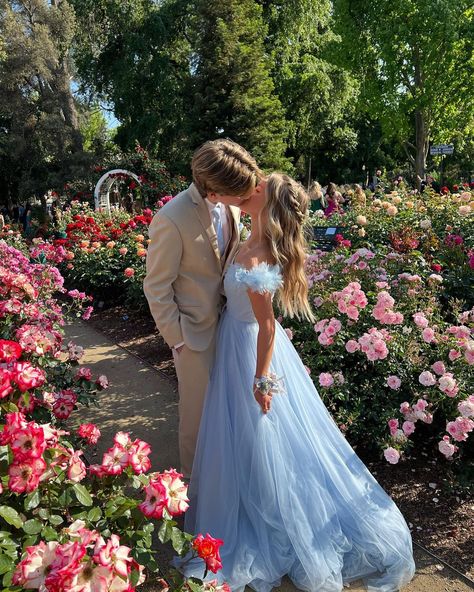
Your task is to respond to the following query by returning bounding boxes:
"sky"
[103,108,120,130]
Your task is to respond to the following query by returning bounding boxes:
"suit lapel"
[188,183,222,270]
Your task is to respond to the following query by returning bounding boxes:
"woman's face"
[238,178,268,215]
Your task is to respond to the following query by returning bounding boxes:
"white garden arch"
[94,169,141,214]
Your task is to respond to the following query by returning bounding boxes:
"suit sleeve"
[143,212,184,348]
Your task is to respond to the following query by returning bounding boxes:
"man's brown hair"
[191,139,263,198]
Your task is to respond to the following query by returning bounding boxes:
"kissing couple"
[143,139,415,592]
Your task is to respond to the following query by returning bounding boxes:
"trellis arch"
[94,169,141,214]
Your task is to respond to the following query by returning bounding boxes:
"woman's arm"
[247,289,276,414]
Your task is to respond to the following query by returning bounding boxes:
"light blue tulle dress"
[177,262,416,592]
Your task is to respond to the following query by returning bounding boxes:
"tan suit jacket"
[144,183,240,351]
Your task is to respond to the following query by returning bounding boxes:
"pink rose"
[449,349,461,361]
[438,436,457,458]
[431,361,446,375]
[418,371,437,387]
[68,450,87,482]
[124,267,135,278]
[438,373,458,397]
[458,396,474,418]
[383,447,400,464]
[318,373,334,387]
[82,306,93,321]
[422,327,435,343]
[77,423,101,445]
[75,367,92,381]
[96,375,109,389]
[413,312,429,328]
[402,421,415,436]
[345,340,360,353]
[387,419,398,435]
[386,375,401,390]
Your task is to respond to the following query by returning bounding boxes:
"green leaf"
[23,519,43,535]
[3,567,13,587]
[187,577,204,592]
[130,568,140,587]
[87,507,102,522]
[0,506,22,529]
[157,520,173,544]
[22,535,39,549]
[1,402,18,413]
[38,508,50,520]
[0,553,14,576]
[24,490,41,511]
[41,526,58,541]
[72,483,93,507]
[171,527,186,555]
[49,515,64,526]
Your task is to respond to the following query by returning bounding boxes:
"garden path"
[65,320,473,592]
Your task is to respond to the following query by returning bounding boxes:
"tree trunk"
[413,46,427,190]
[415,109,427,190]
[50,0,83,153]
[55,60,83,153]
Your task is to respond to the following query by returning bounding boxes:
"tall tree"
[259,0,359,180]
[190,0,290,170]
[0,0,82,203]
[332,0,474,186]
[71,0,195,173]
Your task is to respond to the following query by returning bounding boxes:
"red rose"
[192,533,224,573]
[431,263,442,273]
[441,186,449,194]
[0,369,13,399]
[0,339,23,362]
[13,362,46,392]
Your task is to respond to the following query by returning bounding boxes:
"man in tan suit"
[144,139,262,477]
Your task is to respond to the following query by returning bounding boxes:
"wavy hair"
[264,173,314,322]
[192,139,263,197]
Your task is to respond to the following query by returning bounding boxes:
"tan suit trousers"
[172,337,216,478]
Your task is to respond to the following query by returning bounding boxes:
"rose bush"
[0,241,227,591]
[45,201,160,308]
[283,245,473,474]
[313,187,474,306]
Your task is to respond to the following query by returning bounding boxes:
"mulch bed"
[87,306,474,580]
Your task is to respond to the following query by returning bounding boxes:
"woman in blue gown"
[179,173,416,592]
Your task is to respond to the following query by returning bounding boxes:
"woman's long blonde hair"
[265,173,314,322]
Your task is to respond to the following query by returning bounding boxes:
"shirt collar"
[205,198,221,213]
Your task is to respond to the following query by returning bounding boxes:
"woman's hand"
[254,389,272,414]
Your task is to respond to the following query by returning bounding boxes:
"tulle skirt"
[176,311,416,592]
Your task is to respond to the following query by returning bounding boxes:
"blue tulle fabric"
[174,263,416,592]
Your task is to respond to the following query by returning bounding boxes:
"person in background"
[324,183,344,218]
[352,184,367,208]
[308,181,327,214]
